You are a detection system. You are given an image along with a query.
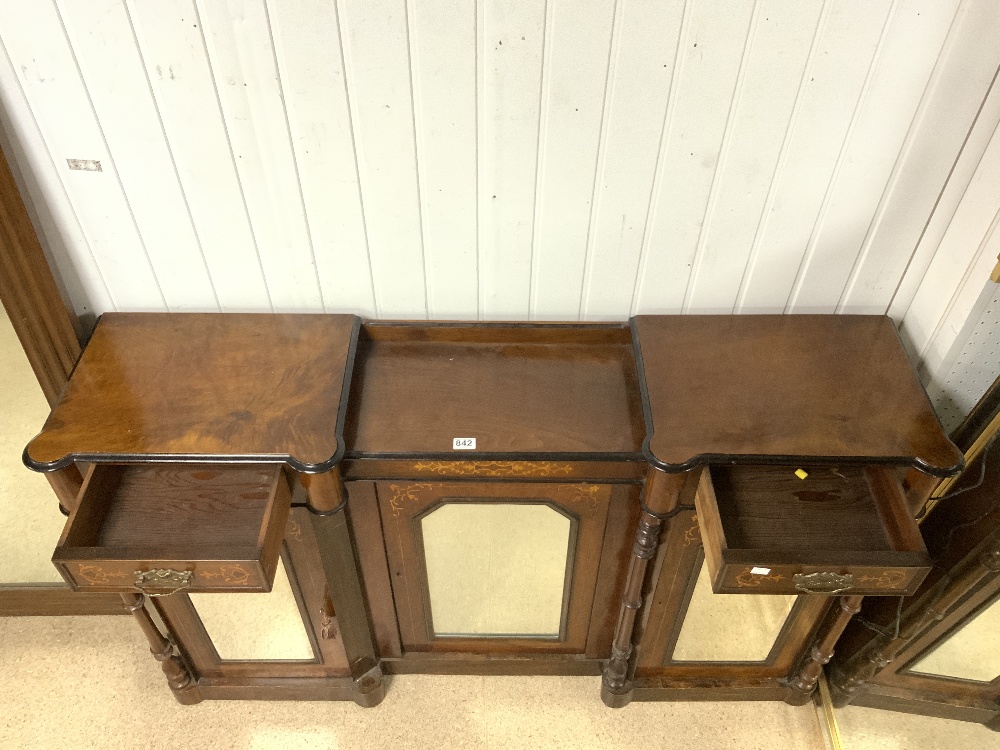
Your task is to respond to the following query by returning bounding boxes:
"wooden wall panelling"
[841,0,1000,315]
[676,0,824,313]
[338,0,426,318]
[901,118,1000,376]
[125,0,272,311]
[579,0,685,320]
[0,0,166,310]
[890,67,1000,335]
[195,0,324,312]
[57,0,217,311]
[0,0,990,331]
[266,0,375,315]
[786,0,962,314]
[408,0,478,318]
[632,0,761,314]
[734,0,895,313]
[478,0,546,318]
[0,47,110,325]
[528,0,616,320]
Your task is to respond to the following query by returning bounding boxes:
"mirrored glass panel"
[190,557,315,661]
[0,306,65,584]
[909,595,1000,682]
[672,559,796,662]
[421,502,572,637]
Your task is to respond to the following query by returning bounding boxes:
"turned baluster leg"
[903,468,940,517]
[784,594,863,705]
[303,469,385,708]
[830,544,1000,707]
[121,593,201,705]
[601,468,688,708]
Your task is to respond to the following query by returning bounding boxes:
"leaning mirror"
[0,307,66,586]
[907,593,1000,682]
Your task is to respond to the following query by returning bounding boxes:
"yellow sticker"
[794,468,808,480]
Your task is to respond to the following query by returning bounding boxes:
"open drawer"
[694,464,930,596]
[53,463,291,594]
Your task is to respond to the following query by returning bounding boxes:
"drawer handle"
[134,569,194,597]
[793,571,854,595]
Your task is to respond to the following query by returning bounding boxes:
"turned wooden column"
[830,542,1000,707]
[303,468,385,708]
[44,463,83,514]
[121,593,201,705]
[601,467,688,707]
[903,468,940,517]
[783,594,864,705]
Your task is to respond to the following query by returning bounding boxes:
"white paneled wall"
[1,0,999,331]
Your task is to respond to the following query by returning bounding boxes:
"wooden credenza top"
[632,314,963,476]
[24,313,359,472]
[25,313,961,478]
[343,322,646,459]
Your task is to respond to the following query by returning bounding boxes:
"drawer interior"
[709,465,898,554]
[58,463,289,562]
[695,463,929,595]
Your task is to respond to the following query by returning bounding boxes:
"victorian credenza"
[23,313,962,707]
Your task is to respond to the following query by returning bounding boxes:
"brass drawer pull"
[793,571,854,595]
[134,569,194,597]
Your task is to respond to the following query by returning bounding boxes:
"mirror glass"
[190,557,315,661]
[672,559,796,662]
[0,306,66,584]
[421,502,571,637]
[908,595,1000,682]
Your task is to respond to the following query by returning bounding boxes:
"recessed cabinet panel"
[672,560,796,662]
[422,503,571,637]
[190,557,315,661]
[377,481,611,654]
[908,594,1000,683]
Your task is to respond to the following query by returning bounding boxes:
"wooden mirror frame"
[0,141,125,615]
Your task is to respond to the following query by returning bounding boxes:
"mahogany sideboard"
[22,313,962,707]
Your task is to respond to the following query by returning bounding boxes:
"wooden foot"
[600,677,634,708]
[122,593,202,704]
[352,663,388,707]
[985,710,1000,732]
[784,595,863,705]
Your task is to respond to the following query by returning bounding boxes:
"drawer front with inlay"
[53,463,291,594]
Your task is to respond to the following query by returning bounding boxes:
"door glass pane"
[909,595,1000,682]
[673,559,796,662]
[190,558,315,661]
[0,306,65,583]
[421,502,571,637]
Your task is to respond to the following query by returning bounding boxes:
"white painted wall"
[0,0,998,354]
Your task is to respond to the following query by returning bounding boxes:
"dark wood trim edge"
[0,586,128,616]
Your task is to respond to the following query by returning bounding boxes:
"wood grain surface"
[632,315,963,475]
[25,313,358,470]
[345,323,644,456]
